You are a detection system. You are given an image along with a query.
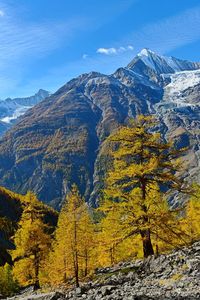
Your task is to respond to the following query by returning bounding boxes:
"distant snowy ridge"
[1,105,32,124]
[0,89,50,124]
[0,89,50,136]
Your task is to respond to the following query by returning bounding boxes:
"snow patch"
[166,69,200,94]
[138,48,156,57]
[1,105,32,123]
[163,69,200,107]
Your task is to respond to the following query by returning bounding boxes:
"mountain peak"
[138,48,156,57]
[37,89,50,95]
[127,48,200,75]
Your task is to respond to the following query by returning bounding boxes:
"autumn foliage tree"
[100,115,187,258]
[181,184,200,244]
[98,205,141,265]
[0,264,19,297]
[12,192,51,289]
[48,185,96,287]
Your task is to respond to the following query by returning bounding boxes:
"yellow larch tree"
[48,185,96,287]
[0,264,19,297]
[100,115,187,258]
[12,192,51,290]
[181,184,200,243]
[97,200,128,266]
[78,208,96,277]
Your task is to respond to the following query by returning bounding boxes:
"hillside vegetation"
[0,115,200,298]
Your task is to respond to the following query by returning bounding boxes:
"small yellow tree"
[181,185,200,243]
[98,201,126,266]
[48,185,96,287]
[0,264,19,297]
[78,209,96,277]
[12,192,51,289]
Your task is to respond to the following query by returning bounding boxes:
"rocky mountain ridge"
[0,49,199,207]
[128,48,200,75]
[0,89,50,136]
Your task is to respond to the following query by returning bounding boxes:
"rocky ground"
[7,241,200,300]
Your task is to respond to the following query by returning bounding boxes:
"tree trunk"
[63,256,67,283]
[155,244,159,257]
[73,213,79,287]
[33,250,40,290]
[140,178,154,258]
[84,249,88,277]
[110,246,115,266]
[74,257,79,287]
[140,229,154,258]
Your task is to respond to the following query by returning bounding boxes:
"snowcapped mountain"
[0,49,199,207]
[0,89,50,136]
[127,48,200,75]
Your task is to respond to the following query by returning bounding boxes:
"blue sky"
[0,0,200,98]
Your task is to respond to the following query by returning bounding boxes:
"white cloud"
[96,6,200,61]
[82,54,89,59]
[97,47,117,55]
[97,45,134,55]
[127,45,134,50]
[0,10,4,17]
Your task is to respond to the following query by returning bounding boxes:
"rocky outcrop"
[0,50,199,207]
[8,241,200,299]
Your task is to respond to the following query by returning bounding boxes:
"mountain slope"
[0,89,50,136]
[0,50,199,207]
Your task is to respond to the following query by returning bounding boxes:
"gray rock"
[10,241,200,300]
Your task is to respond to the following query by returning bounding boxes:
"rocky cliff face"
[0,49,199,207]
[0,89,50,136]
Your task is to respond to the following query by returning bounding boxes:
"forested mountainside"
[1,116,200,298]
[0,49,199,207]
[0,89,49,137]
